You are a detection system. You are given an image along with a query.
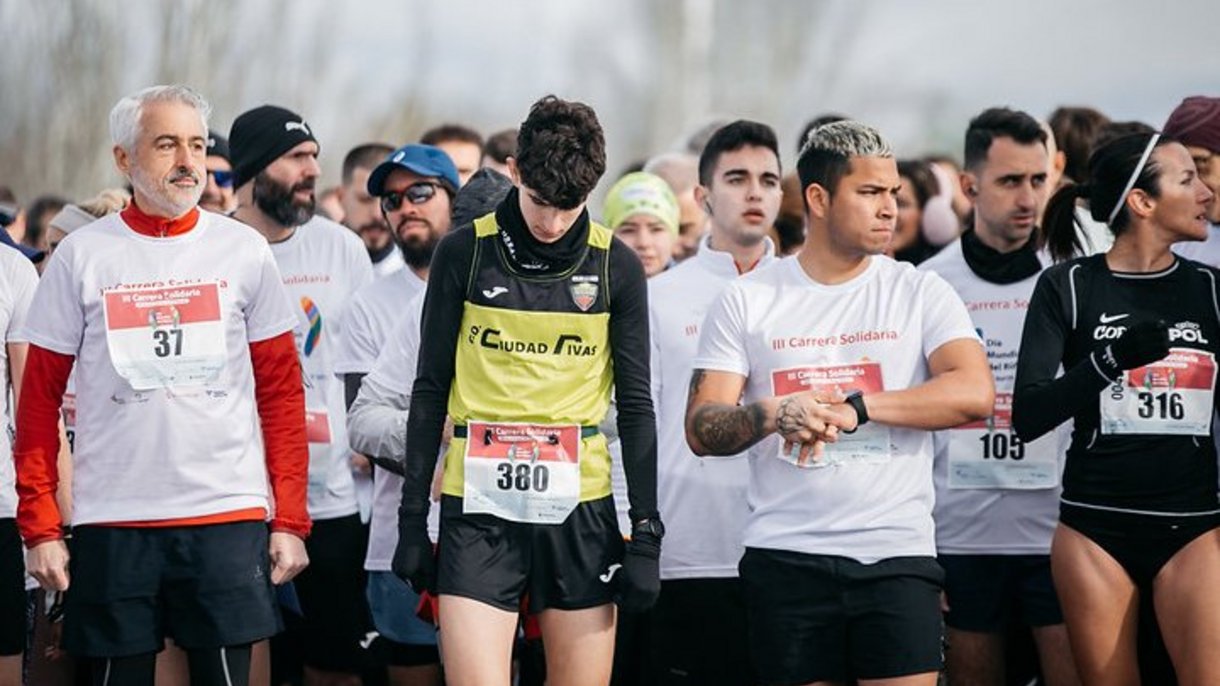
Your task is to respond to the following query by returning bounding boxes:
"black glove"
[615,527,661,613]
[391,510,435,595]
[1096,319,1171,378]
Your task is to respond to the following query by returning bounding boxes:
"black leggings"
[88,643,252,686]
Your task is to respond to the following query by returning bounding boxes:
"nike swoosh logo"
[482,286,508,299]
[1099,313,1129,324]
[599,563,622,583]
[359,631,379,650]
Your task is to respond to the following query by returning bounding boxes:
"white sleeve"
[347,294,423,461]
[21,248,83,355]
[691,283,750,377]
[346,373,411,462]
[6,253,38,344]
[648,295,662,411]
[364,293,425,396]
[919,271,981,358]
[244,243,298,342]
[333,297,379,375]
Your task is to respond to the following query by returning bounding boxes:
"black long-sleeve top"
[1013,254,1220,513]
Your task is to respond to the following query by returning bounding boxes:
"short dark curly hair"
[515,95,606,210]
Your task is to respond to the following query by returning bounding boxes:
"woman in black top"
[1014,132,1217,684]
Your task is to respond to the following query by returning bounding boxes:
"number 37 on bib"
[102,282,228,390]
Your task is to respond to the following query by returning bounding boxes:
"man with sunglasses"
[230,105,375,686]
[335,143,457,409]
[201,129,236,213]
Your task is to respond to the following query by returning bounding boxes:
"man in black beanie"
[230,105,375,686]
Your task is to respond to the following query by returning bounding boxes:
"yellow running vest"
[441,213,615,501]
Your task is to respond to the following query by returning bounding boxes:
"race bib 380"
[462,421,581,524]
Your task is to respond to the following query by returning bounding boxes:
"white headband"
[1106,133,1161,226]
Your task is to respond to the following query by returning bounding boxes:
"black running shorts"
[436,495,623,612]
[740,548,944,684]
[64,521,281,657]
[939,554,1063,631]
[0,519,25,656]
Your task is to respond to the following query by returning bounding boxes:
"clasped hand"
[776,388,858,466]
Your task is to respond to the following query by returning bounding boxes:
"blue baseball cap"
[367,144,460,196]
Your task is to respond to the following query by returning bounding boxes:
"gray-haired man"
[16,85,309,686]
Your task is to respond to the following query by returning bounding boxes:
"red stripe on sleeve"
[250,331,312,538]
[14,345,75,545]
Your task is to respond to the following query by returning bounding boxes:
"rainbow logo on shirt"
[301,296,322,356]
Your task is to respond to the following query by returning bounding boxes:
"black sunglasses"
[208,169,233,188]
[381,182,443,213]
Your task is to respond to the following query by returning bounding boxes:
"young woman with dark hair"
[1015,132,1218,684]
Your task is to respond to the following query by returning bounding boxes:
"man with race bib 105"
[919,107,1079,686]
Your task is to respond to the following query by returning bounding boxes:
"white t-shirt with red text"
[268,216,373,520]
[694,256,979,563]
[20,211,298,524]
[920,240,1068,555]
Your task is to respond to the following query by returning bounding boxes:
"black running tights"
[88,643,252,686]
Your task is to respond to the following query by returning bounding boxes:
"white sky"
[3,0,1218,198]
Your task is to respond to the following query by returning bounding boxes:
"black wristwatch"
[844,390,869,432]
[632,517,665,539]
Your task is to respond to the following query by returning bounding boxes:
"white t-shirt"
[372,245,406,279]
[334,266,426,522]
[920,239,1069,555]
[21,211,298,524]
[0,245,38,518]
[267,216,374,520]
[333,266,426,376]
[694,256,979,563]
[648,236,776,579]
[351,292,442,571]
[1173,224,1220,268]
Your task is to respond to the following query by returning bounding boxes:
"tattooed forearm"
[690,403,768,456]
[775,396,804,436]
[687,369,707,404]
